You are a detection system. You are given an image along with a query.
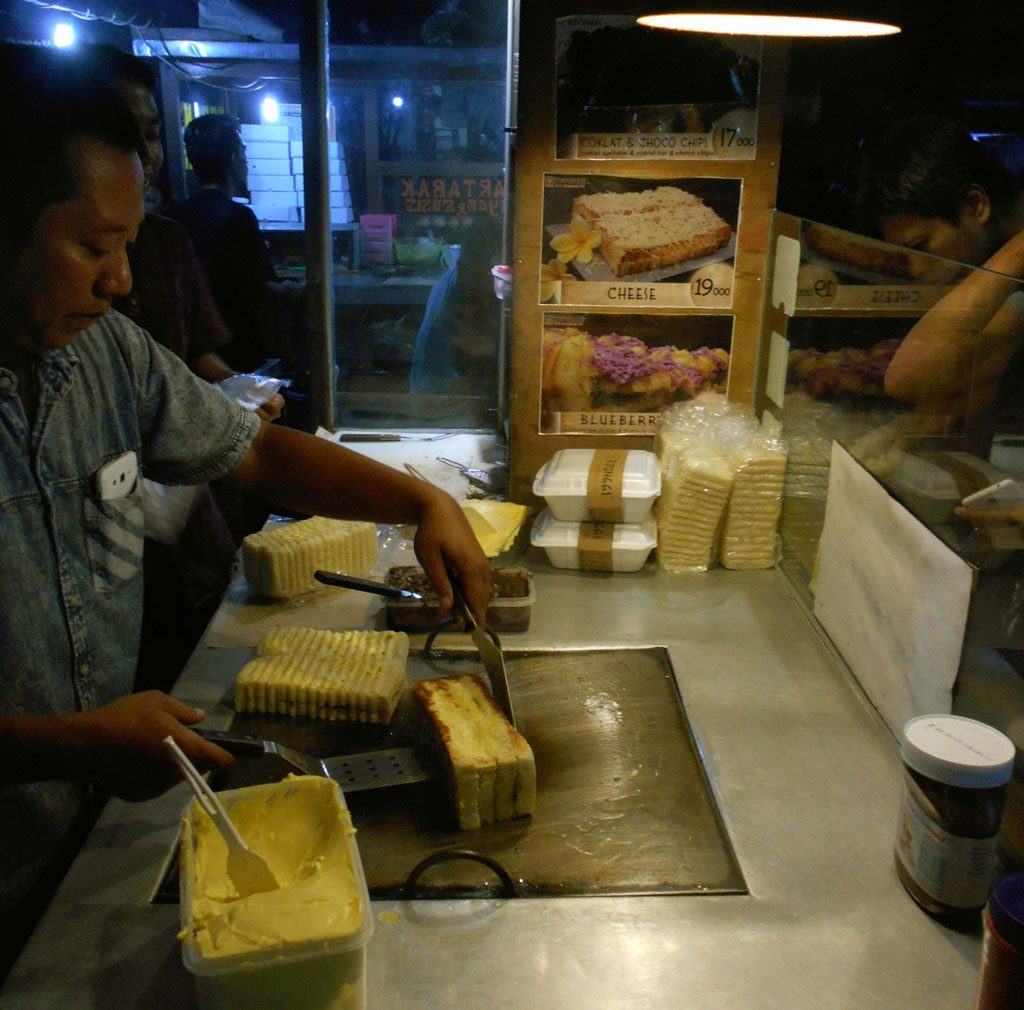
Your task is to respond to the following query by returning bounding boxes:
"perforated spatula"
[196,728,429,792]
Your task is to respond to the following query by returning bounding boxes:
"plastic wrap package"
[719,432,788,570]
[656,393,789,572]
[655,393,750,573]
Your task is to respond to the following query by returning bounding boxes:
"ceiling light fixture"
[637,4,901,38]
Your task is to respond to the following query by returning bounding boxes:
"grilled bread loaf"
[572,186,730,278]
[411,674,535,830]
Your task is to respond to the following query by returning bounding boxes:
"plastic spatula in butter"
[164,736,279,897]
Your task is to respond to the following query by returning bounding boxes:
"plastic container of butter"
[179,778,373,1010]
[530,508,657,572]
[384,564,535,632]
[533,448,661,522]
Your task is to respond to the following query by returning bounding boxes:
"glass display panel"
[762,212,1024,603]
[135,3,511,434]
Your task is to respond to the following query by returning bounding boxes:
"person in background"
[857,113,1024,425]
[410,214,502,400]
[0,41,490,976]
[171,113,301,374]
[72,44,284,692]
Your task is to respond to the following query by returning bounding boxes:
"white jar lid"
[900,715,1016,789]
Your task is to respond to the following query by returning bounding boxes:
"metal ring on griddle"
[401,848,517,899]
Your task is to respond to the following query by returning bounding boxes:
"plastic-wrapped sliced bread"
[242,516,378,598]
[234,626,409,723]
[657,455,735,572]
[719,445,788,570]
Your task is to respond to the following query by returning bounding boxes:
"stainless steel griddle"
[210,646,745,900]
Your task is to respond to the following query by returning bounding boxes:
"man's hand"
[413,488,493,626]
[255,393,285,422]
[0,692,233,801]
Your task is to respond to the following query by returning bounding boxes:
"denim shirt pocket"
[83,483,145,591]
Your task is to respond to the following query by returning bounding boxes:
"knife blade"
[445,564,516,728]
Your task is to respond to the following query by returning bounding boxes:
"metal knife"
[445,564,516,728]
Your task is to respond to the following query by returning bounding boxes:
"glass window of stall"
[134,1,511,434]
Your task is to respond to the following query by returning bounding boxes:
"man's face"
[880,193,993,282]
[117,81,163,190]
[2,136,144,355]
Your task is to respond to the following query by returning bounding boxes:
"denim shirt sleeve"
[104,312,261,484]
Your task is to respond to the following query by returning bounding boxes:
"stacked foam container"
[654,393,788,572]
[530,448,661,572]
[241,123,353,227]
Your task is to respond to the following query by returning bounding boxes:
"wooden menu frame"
[508,0,789,504]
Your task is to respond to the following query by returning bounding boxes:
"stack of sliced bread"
[234,626,409,723]
[719,451,788,570]
[242,516,378,598]
[411,674,536,830]
[656,456,735,572]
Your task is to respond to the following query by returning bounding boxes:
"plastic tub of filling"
[179,776,373,1010]
[384,565,535,632]
[530,508,657,572]
[533,448,661,523]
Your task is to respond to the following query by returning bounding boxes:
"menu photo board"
[540,311,733,435]
[540,174,742,310]
[796,222,964,313]
[555,16,761,162]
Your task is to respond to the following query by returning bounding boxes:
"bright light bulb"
[637,13,900,38]
[391,95,405,109]
[192,101,201,120]
[53,22,75,48]
[262,96,280,123]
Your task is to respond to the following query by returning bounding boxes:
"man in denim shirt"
[0,44,491,966]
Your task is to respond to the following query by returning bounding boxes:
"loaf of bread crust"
[242,517,378,598]
[235,627,409,723]
[411,674,535,830]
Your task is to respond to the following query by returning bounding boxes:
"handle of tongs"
[163,736,246,850]
[442,561,502,647]
[443,560,478,631]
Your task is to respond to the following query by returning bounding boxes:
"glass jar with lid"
[894,714,1016,918]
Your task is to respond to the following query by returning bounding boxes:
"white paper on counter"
[813,443,975,735]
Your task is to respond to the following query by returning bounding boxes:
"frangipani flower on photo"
[539,259,568,302]
[550,215,602,264]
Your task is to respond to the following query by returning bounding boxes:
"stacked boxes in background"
[290,139,354,225]
[358,214,397,267]
[241,123,297,224]
[240,123,353,227]
[530,449,660,572]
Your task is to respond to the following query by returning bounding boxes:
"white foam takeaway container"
[533,448,661,522]
[530,509,657,572]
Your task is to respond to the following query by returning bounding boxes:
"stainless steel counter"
[0,562,984,1009]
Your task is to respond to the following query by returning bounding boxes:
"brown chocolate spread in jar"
[894,715,1016,919]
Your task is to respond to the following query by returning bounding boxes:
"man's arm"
[886,230,1024,407]
[226,422,493,621]
[0,692,232,799]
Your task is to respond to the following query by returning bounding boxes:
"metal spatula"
[196,728,429,792]
[164,736,279,897]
